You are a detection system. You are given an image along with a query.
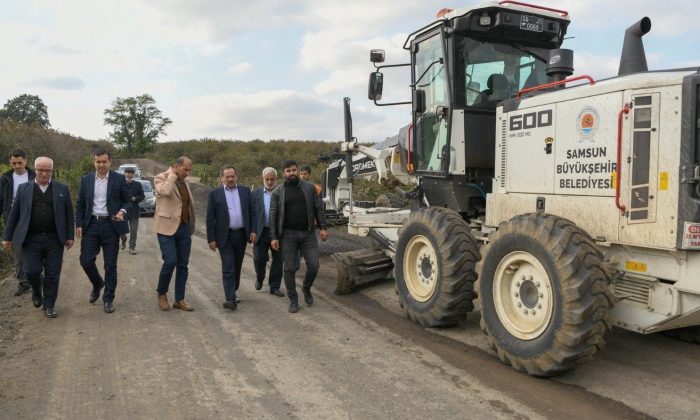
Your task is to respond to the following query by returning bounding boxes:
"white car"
[117,164,142,179]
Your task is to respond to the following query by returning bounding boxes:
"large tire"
[476,213,614,376]
[663,326,700,344]
[395,207,479,327]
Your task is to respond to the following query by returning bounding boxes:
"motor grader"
[332,0,700,376]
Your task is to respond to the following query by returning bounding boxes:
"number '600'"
[509,109,553,131]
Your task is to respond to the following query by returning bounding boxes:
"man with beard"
[251,167,284,297]
[270,160,328,313]
[120,167,144,255]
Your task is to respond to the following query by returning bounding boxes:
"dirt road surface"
[1,162,698,419]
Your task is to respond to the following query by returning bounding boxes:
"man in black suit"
[252,167,284,297]
[0,149,36,296]
[206,166,256,311]
[2,157,74,318]
[120,168,144,255]
[76,149,131,314]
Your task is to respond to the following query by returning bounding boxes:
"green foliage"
[0,94,51,128]
[150,139,339,189]
[104,94,172,155]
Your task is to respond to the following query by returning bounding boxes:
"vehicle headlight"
[147,197,156,204]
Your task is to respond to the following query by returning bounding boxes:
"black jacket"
[124,180,145,219]
[0,168,36,220]
[269,179,326,241]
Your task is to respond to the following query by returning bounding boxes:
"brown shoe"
[158,294,170,311]
[173,300,193,311]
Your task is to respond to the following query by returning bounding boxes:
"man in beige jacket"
[154,156,195,311]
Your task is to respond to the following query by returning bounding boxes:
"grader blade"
[333,249,394,294]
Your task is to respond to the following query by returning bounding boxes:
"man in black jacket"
[0,149,36,296]
[120,168,144,255]
[270,160,328,313]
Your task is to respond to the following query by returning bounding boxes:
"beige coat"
[153,170,195,236]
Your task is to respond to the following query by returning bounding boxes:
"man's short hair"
[10,149,27,159]
[175,156,191,166]
[282,159,298,170]
[220,166,237,176]
[94,148,111,159]
[124,168,135,173]
[262,167,277,177]
[299,165,312,174]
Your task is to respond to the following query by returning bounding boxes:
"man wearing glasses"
[2,157,74,318]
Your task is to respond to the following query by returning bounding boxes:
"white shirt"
[12,172,29,199]
[35,179,51,193]
[93,173,109,216]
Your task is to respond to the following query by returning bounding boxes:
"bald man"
[2,157,74,318]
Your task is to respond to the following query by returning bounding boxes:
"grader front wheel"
[395,207,479,327]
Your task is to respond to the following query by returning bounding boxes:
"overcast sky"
[1,0,699,144]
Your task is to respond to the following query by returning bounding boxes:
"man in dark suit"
[2,157,74,318]
[76,149,131,314]
[251,167,284,297]
[206,166,257,311]
[0,149,36,296]
[120,168,144,255]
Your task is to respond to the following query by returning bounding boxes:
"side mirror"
[368,72,384,101]
[370,49,385,63]
[412,89,426,115]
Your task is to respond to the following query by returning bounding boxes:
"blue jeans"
[281,229,319,299]
[80,218,119,303]
[157,223,192,302]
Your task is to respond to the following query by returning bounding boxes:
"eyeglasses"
[36,169,53,174]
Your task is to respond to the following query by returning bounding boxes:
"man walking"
[76,149,131,314]
[2,157,74,318]
[154,157,195,312]
[120,168,144,255]
[270,160,329,313]
[206,166,256,311]
[0,149,35,296]
[252,167,284,297]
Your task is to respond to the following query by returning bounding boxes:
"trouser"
[80,218,119,303]
[253,227,283,291]
[23,232,64,309]
[12,240,29,286]
[281,229,320,299]
[126,216,139,250]
[218,229,247,301]
[156,223,192,302]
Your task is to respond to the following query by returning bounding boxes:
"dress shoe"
[14,283,30,296]
[222,300,237,311]
[302,288,313,306]
[158,294,170,311]
[288,298,299,313]
[32,290,43,308]
[270,289,285,297]
[254,279,262,290]
[173,300,193,311]
[120,236,126,250]
[44,307,57,318]
[104,302,115,313]
[89,281,104,304]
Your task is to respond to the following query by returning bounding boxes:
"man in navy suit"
[75,149,131,314]
[2,157,74,318]
[206,166,257,311]
[251,167,284,297]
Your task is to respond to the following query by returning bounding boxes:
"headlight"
[147,197,156,204]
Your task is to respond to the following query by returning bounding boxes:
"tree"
[0,94,51,128]
[103,94,172,154]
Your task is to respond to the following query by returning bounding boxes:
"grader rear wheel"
[395,207,479,327]
[476,213,614,376]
